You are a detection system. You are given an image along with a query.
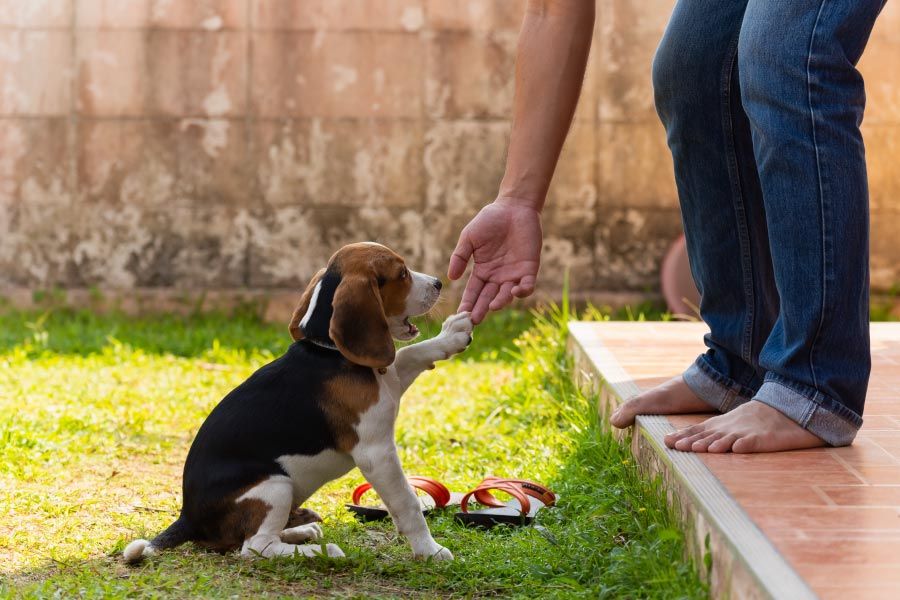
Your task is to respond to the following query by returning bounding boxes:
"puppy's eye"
[399,270,408,280]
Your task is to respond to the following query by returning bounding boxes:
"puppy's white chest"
[277,450,355,502]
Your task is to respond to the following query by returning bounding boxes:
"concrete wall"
[1,0,898,309]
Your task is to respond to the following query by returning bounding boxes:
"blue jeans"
[653,0,886,446]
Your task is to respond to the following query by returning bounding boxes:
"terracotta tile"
[700,448,846,472]
[725,484,829,507]
[576,322,900,598]
[425,31,517,119]
[817,587,900,600]
[776,538,900,565]
[855,466,900,485]
[871,442,900,462]
[819,485,900,507]
[252,31,421,118]
[795,563,900,588]
[745,506,900,533]
[76,31,147,116]
[0,0,72,27]
[858,415,900,431]
[251,0,425,31]
[714,469,862,486]
[147,31,247,116]
[0,31,73,116]
[792,529,900,542]
[828,439,899,467]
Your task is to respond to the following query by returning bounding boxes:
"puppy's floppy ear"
[289,268,326,341]
[330,273,395,368]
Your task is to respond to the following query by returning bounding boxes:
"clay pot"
[660,234,700,319]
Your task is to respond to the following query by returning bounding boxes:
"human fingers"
[511,275,536,298]
[489,281,514,311]
[448,234,473,281]
[458,274,485,313]
[470,282,499,325]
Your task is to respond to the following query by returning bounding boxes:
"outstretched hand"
[448,200,542,324]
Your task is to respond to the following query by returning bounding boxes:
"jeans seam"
[766,377,822,406]
[806,0,830,392]
[720,32,756,366]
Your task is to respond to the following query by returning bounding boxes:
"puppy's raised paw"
[439,313,473,357]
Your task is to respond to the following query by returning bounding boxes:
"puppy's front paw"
[280,522,323,543]
[439,312,473,357]
[415,544,454,562]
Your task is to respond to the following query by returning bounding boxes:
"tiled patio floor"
[568,322,900,600]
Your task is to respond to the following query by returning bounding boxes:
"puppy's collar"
[303,337,339,352]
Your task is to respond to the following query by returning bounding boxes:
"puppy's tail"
[123,516,193,564]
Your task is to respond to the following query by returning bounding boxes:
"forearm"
[498,0,595,211]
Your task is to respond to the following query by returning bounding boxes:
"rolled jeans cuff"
[754,373,863,447]
[682,357,755,413]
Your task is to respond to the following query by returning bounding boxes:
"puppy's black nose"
[433,279,443,290]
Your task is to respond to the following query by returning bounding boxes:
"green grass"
[0,307,704,599]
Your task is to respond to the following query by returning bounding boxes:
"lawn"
[0,305,705,599]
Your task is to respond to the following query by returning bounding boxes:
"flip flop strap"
[478,476,556,507]
[351,476,451,508]
[460,482,531,516]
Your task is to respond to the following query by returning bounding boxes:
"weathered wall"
[1,0,898,309]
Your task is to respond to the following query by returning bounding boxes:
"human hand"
[447,199,542,324]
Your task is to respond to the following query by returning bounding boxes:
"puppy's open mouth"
[402,316,419,337]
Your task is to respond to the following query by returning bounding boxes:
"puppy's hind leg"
[239,476,344,558]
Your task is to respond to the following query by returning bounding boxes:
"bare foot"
[610,376,713,428]
[664,400,825,453]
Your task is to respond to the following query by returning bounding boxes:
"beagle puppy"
[124,242,473,563]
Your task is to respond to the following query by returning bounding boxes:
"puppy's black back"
[180,341,374,525]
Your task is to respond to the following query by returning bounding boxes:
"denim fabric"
[653,0,885,446]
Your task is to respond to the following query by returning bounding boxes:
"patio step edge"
[567,322,817,600]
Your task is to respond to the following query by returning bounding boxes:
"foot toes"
[708,433,739,453]
[732,435,759,454]
[674,431,708,452]
[324,543,345,558]
[610,398,641,428]
[665,424,702,449]
[691,432,724,452]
